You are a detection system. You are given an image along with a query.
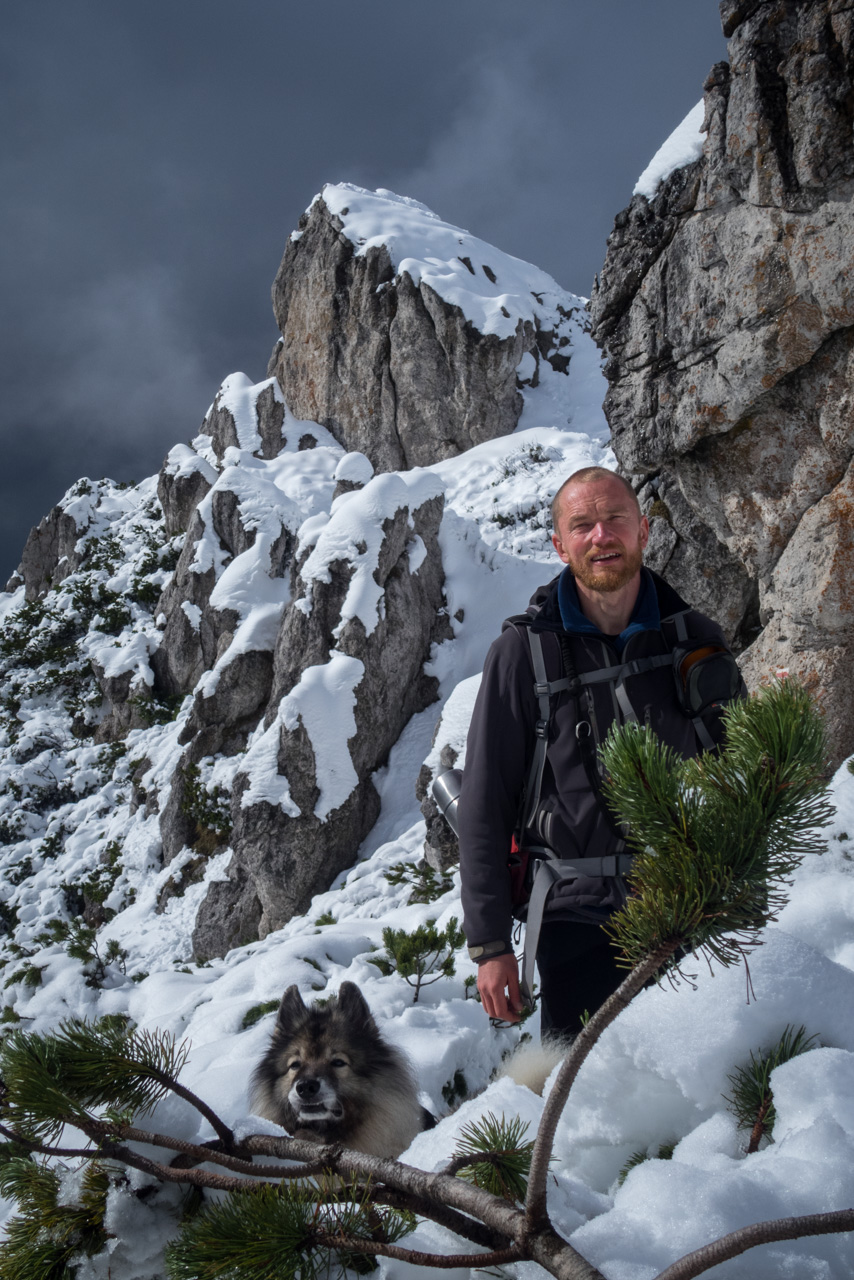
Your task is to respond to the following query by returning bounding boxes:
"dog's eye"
[287,1060,301,1072]
[330,1058,348,1069]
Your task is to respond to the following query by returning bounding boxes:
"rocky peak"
[268,183,586,473]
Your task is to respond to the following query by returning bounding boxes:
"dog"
[251,981,433,1158]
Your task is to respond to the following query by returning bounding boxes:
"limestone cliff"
[591,0,854,764]
[269,185,585,472]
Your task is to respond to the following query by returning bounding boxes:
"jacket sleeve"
[458,625,538,950]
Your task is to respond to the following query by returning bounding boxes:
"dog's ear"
[274,985,307,1037]
[336,981,377,1031]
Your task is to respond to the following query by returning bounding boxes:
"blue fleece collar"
[557,566,660,654]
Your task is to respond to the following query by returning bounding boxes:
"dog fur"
[496,1035,569,1096]
[251,982,430,1158]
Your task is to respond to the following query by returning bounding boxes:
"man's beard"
[569,541,644,593]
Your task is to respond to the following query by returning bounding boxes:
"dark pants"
[536,920,625,1040]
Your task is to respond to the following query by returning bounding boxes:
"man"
[457,466,741,1036]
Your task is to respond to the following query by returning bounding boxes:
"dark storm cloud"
[0,0,726,579]
[396,4,726,291]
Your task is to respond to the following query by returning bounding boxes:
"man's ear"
[551,532,570,564]
[639,515,650,549]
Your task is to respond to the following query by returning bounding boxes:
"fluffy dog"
[251,982,432,1158]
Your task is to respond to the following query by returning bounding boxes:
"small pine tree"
[384,860,455,904]
[368,917,465,1002]
[725,1024,818,1153]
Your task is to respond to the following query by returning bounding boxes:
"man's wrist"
[468,939,514,963]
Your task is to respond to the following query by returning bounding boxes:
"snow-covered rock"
[269,183,592,472]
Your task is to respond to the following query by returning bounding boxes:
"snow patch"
[634,100,706,199]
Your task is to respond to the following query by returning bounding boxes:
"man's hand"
[477,953,524,1023]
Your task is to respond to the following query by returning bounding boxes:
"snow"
[0,192,852,1280]
[213,372,277,452]
[298,468,444,639]
[281,651,364,820]
[162,443,218,485]
[322,182,588,345]
[334,450,375,486]
[634,100,706,199]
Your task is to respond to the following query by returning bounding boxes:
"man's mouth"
[590,551,622,564]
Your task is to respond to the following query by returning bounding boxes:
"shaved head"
[551,467,640,529]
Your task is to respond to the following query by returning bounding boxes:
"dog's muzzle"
[290,1078,344,1121]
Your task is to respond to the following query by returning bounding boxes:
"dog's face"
[256,982,380,1136]
[280,1037,352,1124]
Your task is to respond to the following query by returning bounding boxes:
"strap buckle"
[534,719,549,740]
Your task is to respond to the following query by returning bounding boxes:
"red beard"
[568,539,644,594]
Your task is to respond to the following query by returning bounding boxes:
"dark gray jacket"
[458,568,739,953]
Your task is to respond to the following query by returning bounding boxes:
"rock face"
[17,481,98,599]
[190,473,448,957]
[591,0,854,763]
[269,189,579,473]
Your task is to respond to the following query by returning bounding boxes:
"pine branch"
[141,1066,235,1149]
[747,1098,771,1156]
[723,1024,818,1153]
[652,1208,854,1280]
[316,1231,523,1269]
[0,1117,326,1194]
[370,1186,502,1251]
[526,940,681,1230]
[90,1119,333,1180]
[600,679,833,976]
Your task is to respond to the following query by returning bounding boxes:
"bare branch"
[318,1232,523,1269]
[91,1120,328,1180]
[526,941,680,1229]
[653,1208,854,1280]
[372,1187,505,1251]
[143,1064,235,1149]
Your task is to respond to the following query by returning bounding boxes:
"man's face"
[551,477,649,593]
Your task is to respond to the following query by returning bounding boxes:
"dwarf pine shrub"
[181,763,233,849]
[368,916,465,1002]
[724,1024,819,1153]
[384,859,455,904]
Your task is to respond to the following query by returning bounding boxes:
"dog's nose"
[295,1078,320,1099]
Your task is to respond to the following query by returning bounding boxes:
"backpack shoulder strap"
[511,620,572,832]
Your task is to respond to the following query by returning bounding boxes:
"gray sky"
[1,1,727,579]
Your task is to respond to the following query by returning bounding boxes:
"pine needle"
[600,679,833,980]
[452,1112,535,1203]
[724,1024,819,1152]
